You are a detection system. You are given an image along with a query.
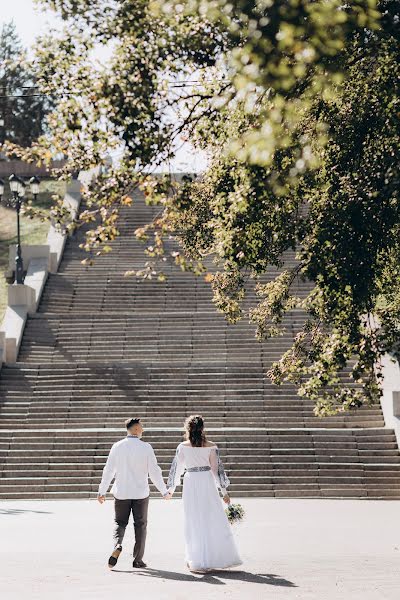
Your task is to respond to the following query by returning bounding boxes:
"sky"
[1,0,207,172]
[1,0,59,48]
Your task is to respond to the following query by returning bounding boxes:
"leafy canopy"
[3,0,400,415]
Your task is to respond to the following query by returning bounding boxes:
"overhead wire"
[0,79,228,99]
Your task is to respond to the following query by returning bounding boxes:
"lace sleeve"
[210,447,230,493]
[167,444,185,491]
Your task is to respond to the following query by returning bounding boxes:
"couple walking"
[98,415,242,573]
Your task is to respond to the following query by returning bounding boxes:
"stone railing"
[381,354,400,446]
[0,168,99,366]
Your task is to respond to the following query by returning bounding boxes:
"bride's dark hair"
[184,415,206,447]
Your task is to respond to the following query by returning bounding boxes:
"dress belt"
[186,466,211,473]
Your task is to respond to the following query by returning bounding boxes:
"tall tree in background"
[0,21,50,148]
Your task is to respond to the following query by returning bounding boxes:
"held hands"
[97,495,106,504]
[164,490,173,500]
[223,494,231,505]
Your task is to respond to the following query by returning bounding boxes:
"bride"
[167,414,242,573]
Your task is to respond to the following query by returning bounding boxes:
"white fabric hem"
[187,560,243,571]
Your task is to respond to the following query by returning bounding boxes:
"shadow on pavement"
[0,508,53,515]
[113,568,297,587]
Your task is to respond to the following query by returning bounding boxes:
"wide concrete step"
[1,438,399,458]
[2,490,399,499]
[2,453,398,466]
[2,458,399,476]
[1,427,395,439]
[1,423,397,473]
[3,467,400,483]
[2,473,400,489]
[0,481,399,501]
[0,397,368,407]
[0,415,384,423]
[39,270,311,313]
[2,441,397,453]
[0,362,355,376]
[0,420,385,431]
[0,407,382,418]
[17,312,316,364]
[0,397,368,406]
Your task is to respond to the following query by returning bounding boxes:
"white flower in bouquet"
[225,503,245,525]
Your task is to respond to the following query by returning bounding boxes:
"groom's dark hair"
[125,417,141,429]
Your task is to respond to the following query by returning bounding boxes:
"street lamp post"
[29,176,40,201]
[1,173,41,284]
[9,174,26,284]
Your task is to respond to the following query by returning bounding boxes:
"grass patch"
[0,179,67,321]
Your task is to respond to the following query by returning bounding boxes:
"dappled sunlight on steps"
[1,194,400,499]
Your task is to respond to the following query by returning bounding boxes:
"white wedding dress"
[167,443,242,571]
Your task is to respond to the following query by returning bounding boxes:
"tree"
[0,21,51,148]
[4,1,399,415]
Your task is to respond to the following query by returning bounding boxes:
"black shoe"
[133,560,147,568]
[108,545,122,569]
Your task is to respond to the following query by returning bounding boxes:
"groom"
[97,417,171,569]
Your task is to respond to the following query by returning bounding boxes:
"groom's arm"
[98,444,117,497]
[147,445,168,497]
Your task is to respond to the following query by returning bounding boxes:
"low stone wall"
[0,167,99,366]
[381,354,400,446]
[46,179,82,273]
[0,159,67,178]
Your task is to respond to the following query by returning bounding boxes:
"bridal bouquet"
[225,503,245,525]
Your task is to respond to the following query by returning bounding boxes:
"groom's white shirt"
[98,435,168,499]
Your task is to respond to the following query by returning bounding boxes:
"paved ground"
[0,498,399,600]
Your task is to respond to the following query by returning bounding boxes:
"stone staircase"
[1,196,400,499]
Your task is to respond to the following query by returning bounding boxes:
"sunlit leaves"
[14,0,400,416]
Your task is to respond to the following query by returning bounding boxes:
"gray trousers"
[113,496,149,561]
